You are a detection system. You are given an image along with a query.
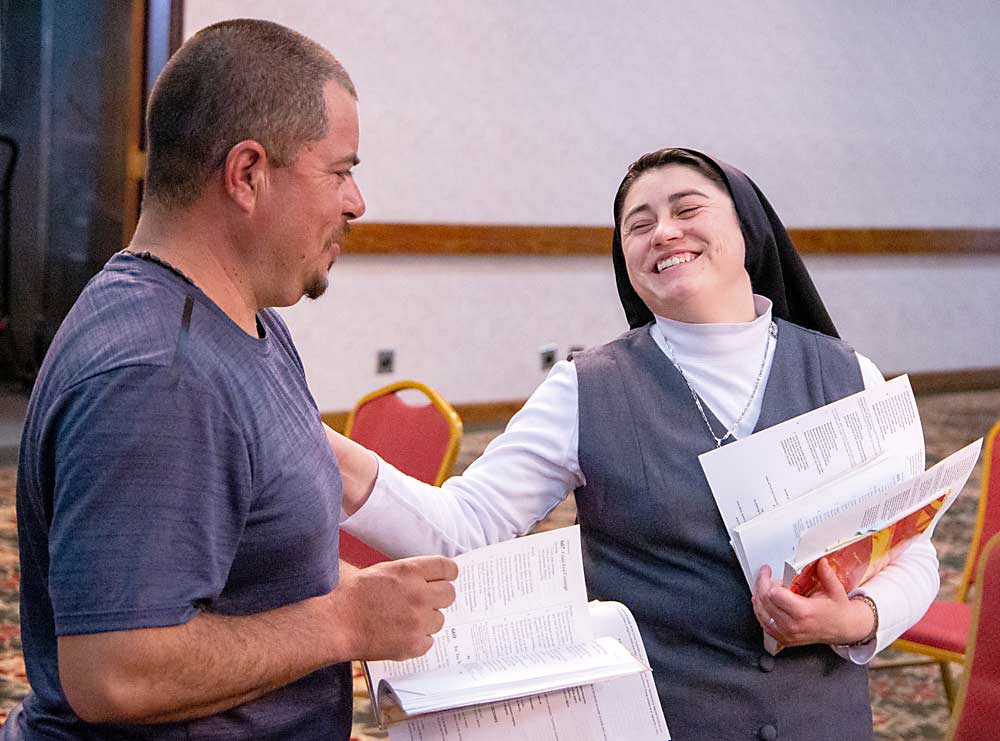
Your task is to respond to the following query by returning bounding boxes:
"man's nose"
[344,178,366,219]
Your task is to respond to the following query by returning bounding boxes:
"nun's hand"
[751,559,875,648]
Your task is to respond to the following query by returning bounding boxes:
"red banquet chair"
[946,530,1000,739]
[885,419,1000,707]
[338,380,463,568]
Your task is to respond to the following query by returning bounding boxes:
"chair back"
[344,380,462,486]
[340,380,462,568]
[947,530,1000,739]
[956,420,1000,603]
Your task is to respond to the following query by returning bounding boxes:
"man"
[5,19,457,740]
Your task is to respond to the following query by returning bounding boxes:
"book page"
[782,435,979,599]
[584,601,670,740]
[731,453,912,588]
[388,687,645,741]
[367,526,592,712]
[783,492,948,598]
[699,375,924,536]
[388,601,670,741]
[791,438,982,565]
[380,637,647,718]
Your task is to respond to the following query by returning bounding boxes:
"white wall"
[185,1,1000,411]
[807,254,1000,374]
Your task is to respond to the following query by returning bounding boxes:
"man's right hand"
[330,556,459,661]
[57,555,458,725]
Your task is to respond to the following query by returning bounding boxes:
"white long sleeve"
[342,310,939,663]
[838,536,939,662]
[827,360,941,663]
[342,359,582,557]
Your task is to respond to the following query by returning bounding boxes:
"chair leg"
[939,661,957,710]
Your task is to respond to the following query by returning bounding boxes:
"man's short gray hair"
[144,19,356,209]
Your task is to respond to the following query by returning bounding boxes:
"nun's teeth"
[656,254,695,272]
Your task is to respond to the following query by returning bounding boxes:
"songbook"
[699,375,981,653]
[362,525,671,740]
[784,487,953,598]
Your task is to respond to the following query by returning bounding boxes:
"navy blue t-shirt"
[8,253,351,739]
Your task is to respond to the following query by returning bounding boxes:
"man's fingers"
[409,635,435,659]
[430,608,446,636]
[426,580,457,610]
[402,555,459,582]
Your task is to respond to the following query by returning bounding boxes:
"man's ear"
[223,140,268,213]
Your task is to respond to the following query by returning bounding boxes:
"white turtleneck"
[650,295,883,441]
[343,297,938,663]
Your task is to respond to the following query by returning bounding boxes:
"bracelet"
[840,594,879,647]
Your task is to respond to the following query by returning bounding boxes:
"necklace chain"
[662,321,777,448]
[122,249,197,288]
[122,250,774,447]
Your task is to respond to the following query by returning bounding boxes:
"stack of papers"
[699,375,981,651]
[363,526,671,740]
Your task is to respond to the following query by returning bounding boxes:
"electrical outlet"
[376,349,395,374]
[539,344,557,371]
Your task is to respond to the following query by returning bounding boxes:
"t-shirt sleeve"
[44,364,252,636]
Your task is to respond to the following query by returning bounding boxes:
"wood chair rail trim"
[343,224,1000,256]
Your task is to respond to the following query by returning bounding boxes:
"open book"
[698,374,982,652]
[362,525,671,740]
[785,488,953,597]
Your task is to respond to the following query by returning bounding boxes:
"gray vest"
[574,319,871,741]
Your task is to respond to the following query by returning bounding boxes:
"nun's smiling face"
[619,164,754,324]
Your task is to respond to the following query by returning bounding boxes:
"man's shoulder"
[33,256,306,423]
[43,257,192,385]
[48,256,292,386]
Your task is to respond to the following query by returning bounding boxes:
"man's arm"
[327,424,379,516]
[58,555,457,724]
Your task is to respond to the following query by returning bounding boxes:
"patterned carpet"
[1,389,998,739]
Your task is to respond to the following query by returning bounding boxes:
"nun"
[336,148,940,740]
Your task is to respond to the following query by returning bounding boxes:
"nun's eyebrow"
[623,203,653,223]
[668,188,709,202]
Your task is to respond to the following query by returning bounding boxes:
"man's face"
[261,81,366,305]
[619,164,750,323]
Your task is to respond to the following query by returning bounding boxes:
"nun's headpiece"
[611,148,839,338]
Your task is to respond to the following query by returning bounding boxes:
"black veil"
[611,148,839,338]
